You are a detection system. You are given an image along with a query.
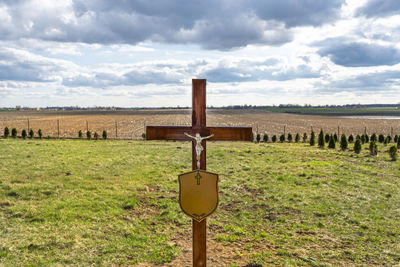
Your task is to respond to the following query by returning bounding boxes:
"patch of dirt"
[295,230,317,235]
[263,207,300,221]
[243,185,263,196]
[121,193,160,222]
[250,203,269,211]
[136,228,273,267]
[146,184,160,192]
[221,200,242,212]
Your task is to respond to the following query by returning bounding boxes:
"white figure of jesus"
[184,132,214,169]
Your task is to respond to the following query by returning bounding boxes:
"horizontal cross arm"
[146,126,253,141]
[208,126,253,141]
[146,126,193,141]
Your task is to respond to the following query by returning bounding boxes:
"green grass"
[0,139,399,266]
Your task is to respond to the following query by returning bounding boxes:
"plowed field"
[0,109,399,139]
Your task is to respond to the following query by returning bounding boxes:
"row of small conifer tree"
[78,130,108,140]
[1,127,109,140]
[255,131,400,145]
[2,127,43,139]
[254,130,399,160]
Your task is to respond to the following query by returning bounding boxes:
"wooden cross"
[146,79,252,267]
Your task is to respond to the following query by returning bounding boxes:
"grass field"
[0,139,400,266]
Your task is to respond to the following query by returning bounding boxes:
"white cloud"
[0,0,400,107]
[0,0,345,49]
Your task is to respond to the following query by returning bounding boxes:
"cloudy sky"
[0,0,400,107]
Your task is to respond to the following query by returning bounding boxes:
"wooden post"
[86,120,89,132]
[132,121,135,140]
[146,79,252,266]
[337,126,340,138]
[284,125,286,137]
[57,120,60,138]
[27,119,30,132]
[191,79,207,266]
[364,126,367,135]
[391,126,393,137]
[115,121,118,139]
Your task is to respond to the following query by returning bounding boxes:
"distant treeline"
[1,103,399,112]
[220,103,400,109]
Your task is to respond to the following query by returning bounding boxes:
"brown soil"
[136,228,272,267]
[1,109,399,139]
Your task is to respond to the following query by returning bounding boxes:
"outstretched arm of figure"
[184,132,197,140]
[202,134,214,140]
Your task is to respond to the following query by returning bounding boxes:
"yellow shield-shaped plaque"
[178,170,219,222]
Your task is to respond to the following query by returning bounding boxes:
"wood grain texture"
[193,219,207,267]
[146,126,192,140]
[192,79,206,128]
[192,79,207,266]
[208,126,253,141]
[146,126,252,141]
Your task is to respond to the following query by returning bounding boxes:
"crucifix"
[146,79,252,267]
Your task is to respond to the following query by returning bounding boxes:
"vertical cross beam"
[191,79,207,267]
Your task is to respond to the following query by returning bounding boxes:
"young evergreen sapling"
[328,135,336,149]
[4,127,9,138]
[340,134,348,151]
[310,131,315,146]
[369,141,377,156]
[325,133,330,143]
[371,133,377,142]
[21,129,27,139]
[256,133,261,143]
[295,133,300,143]
[318,129,325,148]
[287,133,292,142]
[11,128,17,138]
[389,146,397,161]
[354,139,362,154]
